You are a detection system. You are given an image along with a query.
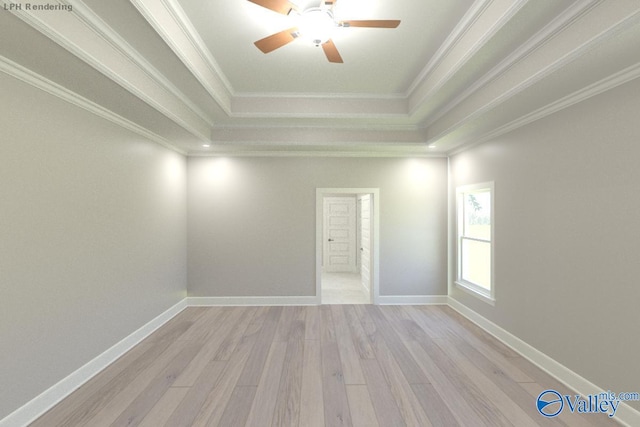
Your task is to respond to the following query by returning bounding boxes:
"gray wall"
[187,156,448,298]
[449,77,640,409]
[0,74,187,418]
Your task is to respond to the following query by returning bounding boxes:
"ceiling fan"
[248,0,400,63]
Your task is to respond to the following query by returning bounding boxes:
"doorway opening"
[316,188,380,304]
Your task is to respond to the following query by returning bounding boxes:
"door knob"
[328,238,334,241]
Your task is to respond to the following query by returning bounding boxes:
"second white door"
[359,194,372,294]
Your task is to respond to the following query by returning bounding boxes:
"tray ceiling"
[1,0,639,156]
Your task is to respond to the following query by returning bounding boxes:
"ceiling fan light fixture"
[248,0,400,62]
[298,8,335,46]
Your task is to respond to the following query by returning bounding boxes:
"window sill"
[455,281,495,306]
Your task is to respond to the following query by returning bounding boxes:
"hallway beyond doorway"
[321,272,370,304]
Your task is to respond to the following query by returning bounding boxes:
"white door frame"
[316,188,380,304]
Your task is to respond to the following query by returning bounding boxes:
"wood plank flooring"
[30,305,620,427]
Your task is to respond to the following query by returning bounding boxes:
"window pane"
[464,190,491,240]
[461,238,491,290]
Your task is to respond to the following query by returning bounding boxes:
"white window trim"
[455,181,495,304]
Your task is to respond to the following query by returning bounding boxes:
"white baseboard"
[190,295,448,306]
[447,297,640,427]
[0,299,188,427]
[187,295,319,306]
[377,295,449,305]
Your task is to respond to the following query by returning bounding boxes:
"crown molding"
[119,0,620,131]
[161,0,235,97]
[67,0,215,128]
[230,95,409,119]
[233,91,406,100]
[404,0,493,97]
[0,55,186,155]
[130,0,234,114]
[421,0,602,129]
[155,0,412,118]
[447,60,640,156]
[407,0,529,115]
[5,0,211,140]
[129,0,519,121]
[429,6,640,149]
[214,122,424,132]
[189,149,444,158]
[4,0,637,157]
[209,125,429,147]
[133,0,525,120]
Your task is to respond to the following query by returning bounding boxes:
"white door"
[323,197,356,272]
[360,194,372,293]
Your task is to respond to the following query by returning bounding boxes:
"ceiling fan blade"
[254,27,299,53]
[341,20,400,28]
[247,0,295,15]
[322,39,343,63]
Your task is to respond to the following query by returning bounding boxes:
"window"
[456,182,494,303]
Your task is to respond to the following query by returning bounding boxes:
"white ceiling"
[1,0,640,156]
[181,0,471,95]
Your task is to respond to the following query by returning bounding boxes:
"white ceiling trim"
[233,91,406,101]
[189,150,445,158]
[447,60,640,156]
[209,126,429,145]
[407,0,529,116]
[421,0,602,129]
[129,0,530,121]
[112,0,614,132]
[68,0,215,128]
[230,95,409,119]
[153,0,490,107]
[404,0,493,97]
[6,0,212,140]
[214,122,423,131]
[429,8,640,150]
[191,139,443,157]
[0,55,186,155]
[160,0,235,97]
[212,5,640,153]
[141,0,413,118]
[129,0,233,114]
[4,0,637,158]
[126,0,517,121]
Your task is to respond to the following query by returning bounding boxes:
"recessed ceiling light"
[202,143,211,148]
[428,144,436,149]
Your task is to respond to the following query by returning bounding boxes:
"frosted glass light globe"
[298,8,335,46]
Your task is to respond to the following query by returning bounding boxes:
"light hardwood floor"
[30,305,620,427]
